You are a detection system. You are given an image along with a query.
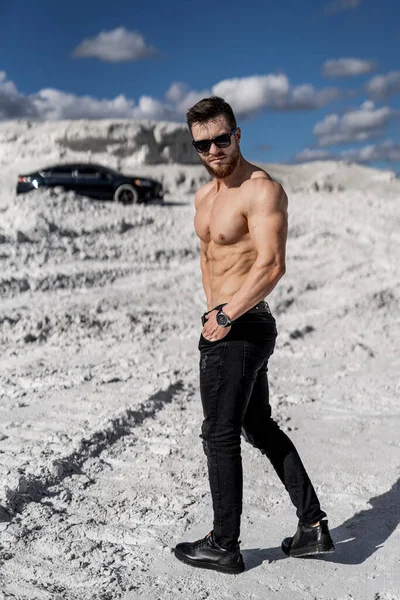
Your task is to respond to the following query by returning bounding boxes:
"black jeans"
[198,307,326,548]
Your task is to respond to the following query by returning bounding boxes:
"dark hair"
[186,96,237,131]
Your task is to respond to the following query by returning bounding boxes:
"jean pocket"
[199,333,222,350]
[200,333,223,344]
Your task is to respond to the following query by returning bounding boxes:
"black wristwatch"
[216,308,233,328]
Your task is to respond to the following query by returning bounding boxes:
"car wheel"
[113,184,139,204]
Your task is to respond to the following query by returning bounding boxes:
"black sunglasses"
[192,127,238,154]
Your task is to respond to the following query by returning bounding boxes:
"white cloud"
[176,89,211,116]
[210,75,341,117]
[72,27,158,63]
[325,0,361,14]
[341,141,400,162]
[0,72,169,122]
[295,140,400,164]
[212,74,290,115]
[132,96,166,119]
[164,84,213,119]
[165,82,190,104]
[323,58,377,78]
[289,84,342,109]
[31,88,138,120]
[312,101,395,146]
[366,71,400,99]
[0,71,40,120]
[0,71,343,123]
[294,148,331,162]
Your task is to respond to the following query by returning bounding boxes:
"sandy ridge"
[0,159,399,598]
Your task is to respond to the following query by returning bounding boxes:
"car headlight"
[134,179,154,187]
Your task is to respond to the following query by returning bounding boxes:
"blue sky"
[1,0,399,170]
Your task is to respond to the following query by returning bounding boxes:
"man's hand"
[202,310,231,341]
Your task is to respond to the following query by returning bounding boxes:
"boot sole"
[174,549,245,574]
[282,542,335,558]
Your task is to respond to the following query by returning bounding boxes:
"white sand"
[0,133,399,599]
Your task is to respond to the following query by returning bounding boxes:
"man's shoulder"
[249,166,273,181]
[240,171,287,214]
[241,173,286,200]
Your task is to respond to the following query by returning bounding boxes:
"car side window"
[47,166,74,178]
[76,167,103,179]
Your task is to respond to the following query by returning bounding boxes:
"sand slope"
[0,158,399,599]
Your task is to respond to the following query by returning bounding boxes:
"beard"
[200,147,240,179]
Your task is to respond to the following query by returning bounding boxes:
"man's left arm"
[223,179,288,321]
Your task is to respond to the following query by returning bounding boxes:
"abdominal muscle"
[207,240,257,309]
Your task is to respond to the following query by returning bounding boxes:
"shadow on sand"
[242,477,400,570]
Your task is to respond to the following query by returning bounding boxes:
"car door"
[96,168,117,200]
[74,166,112,199]
[41,165,77,191]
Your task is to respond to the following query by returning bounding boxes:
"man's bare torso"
[194,165,274,310]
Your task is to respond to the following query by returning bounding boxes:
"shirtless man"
[174,97,334,574]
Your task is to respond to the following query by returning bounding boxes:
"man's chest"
[194,194,249,245]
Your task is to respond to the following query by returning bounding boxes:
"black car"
[16,163,163,203]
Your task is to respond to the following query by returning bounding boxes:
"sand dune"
[0,129,399,599]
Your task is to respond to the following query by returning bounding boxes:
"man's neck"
[213,156,250,191]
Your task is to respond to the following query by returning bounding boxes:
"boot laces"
[193,532,213,549]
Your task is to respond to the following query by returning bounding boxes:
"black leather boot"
[282,520,335,557]
[174,531,244,574]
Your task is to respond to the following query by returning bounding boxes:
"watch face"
[217,312,229,326]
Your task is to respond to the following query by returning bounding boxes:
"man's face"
[191,116,241,179]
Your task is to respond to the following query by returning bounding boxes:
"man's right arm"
[195,186,213,310]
